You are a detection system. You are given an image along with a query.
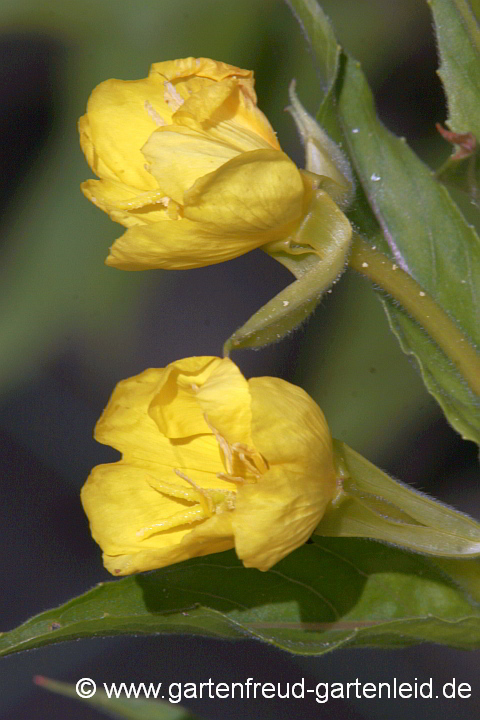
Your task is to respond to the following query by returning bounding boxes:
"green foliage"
[429,0,480,138]
[2,538,480,657]
[337,60,480,443]
[432,0,480,205]
[2,0,480,669]
[436,145,480,208]
[287,0,480,444]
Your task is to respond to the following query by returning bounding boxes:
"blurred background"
[1,0,479,718]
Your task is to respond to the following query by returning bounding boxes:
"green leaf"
[428,0,480,138]
[3,539,480,657]
[429,0,480,202]
[35,677,197,720]
[286,0,480,442]
[284,0,341,135]
[336,57,480,443]
[317,440,480,556]
[436,144,480,207]
[285,0,339,105]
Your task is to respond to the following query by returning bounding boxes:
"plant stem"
[349,235,480,398]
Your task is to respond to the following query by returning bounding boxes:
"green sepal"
[288,82,354,209]
[316,440,480,557]
[224,189,351,353]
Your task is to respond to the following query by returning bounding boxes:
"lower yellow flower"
[81,357,337,574]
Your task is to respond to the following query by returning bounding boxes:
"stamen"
[164,81,184,111]
[144,100,166,127]
[217,472,249,484]
[138,467,238,540]
[238,453,262,478]
[174,469,213,516]
[204,414,233,474]
[146,475,197,501]
[231,442,268,475]
[136,506,205,538]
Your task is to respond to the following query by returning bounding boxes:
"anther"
[204,414,233,474]
[217,472,249,484]
[144,100,166,127]
[164,82,184,111]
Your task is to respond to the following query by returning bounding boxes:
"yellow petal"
[79,114,119,186]
[149,57,254,88]
[81,179,168,228]
[171,78,238,126]
[183,150,305,234]
[105,212,282,270]
[142,126,240,205]
[81,74,168,190]
[82,462,234,575]
[95,367,222,474]
[171,79,278,151]
[199,83,280,151]
[248,376,334,469]
[233,464,329,571]
[233,376,337,570]
[194,358,253,447]
[148,356,223,438]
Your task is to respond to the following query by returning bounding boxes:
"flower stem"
[349,235,480,398]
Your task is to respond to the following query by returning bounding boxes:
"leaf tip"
[33,675,49,687]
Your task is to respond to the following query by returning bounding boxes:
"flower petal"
[148,358,253,460]
[148,356,223,438]
[95,367,222,474]
[183,149,305,234]
[149,57,254,87]
[199,83,280,151]
[233,464,329,571]
[80,75,169,190]
[81,179,168,228]
[235,378,336,570]
[82,462,234,575]
[248,376,335,469]
[172,78,238,125]
[194,358,253,447]
[171,79,278,152]
[143,126,240,205]
[105,212,282,270]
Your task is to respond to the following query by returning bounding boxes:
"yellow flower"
[79,57,314,269]
[81,356,336,575]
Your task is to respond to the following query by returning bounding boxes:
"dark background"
[0,0,479,718]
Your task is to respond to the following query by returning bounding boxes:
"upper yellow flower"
[81,356,337,575]
[79,58,313,270]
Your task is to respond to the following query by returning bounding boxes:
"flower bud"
[79,58,315,270]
